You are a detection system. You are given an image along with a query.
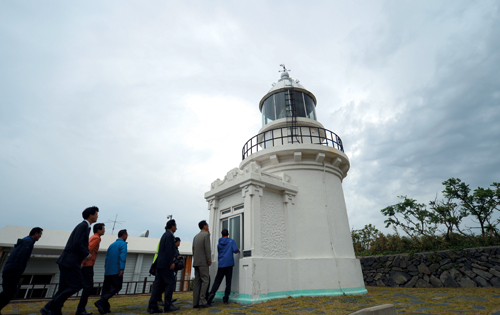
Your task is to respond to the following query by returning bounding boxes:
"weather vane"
[279,64,291,73]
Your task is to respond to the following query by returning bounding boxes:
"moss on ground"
[3,286,500,314]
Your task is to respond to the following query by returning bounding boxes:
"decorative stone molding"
[207,197,219,211]
[282,191,296,205]
[294,152,302,162]
[243,161,261,175]
[241,183,265,198]
[359,246,500,288]
[315,153,325,163]
[332,157,342,167]
[270,154,279,165]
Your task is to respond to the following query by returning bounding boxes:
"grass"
[3,286,500,314]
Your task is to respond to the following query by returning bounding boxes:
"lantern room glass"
[261,91,317,126]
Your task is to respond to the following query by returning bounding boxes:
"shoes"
[94,301,106,315]
[76,312,93,315]
[40,307,53,315]
[223,297,229,304]
[206,293,215,305]
[198,304,210,309]
[147,307,163,314]
[164,305,180,312]
[192,305,199,309]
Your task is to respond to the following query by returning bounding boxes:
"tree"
[442,178,500,237]
[381,196,439,239]
[428,196,469,239]
[351,224,379,252]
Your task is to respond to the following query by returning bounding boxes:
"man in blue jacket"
[206,229,239,305]
[0,227,43,313]
[94,229,128,315]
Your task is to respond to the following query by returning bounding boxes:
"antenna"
[167,215,173,220]
[107,214,125,235]
[279,64,291,73]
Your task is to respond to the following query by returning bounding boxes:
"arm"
[88,235,99,253]
[74,223,91,260]
[119,242,127,276]
[204,233,212,265]
[232,240,239,253]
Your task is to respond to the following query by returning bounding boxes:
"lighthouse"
[204,66,366,303]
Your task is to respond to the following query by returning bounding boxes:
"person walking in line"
[76,223,105,315]
[94,229,128,315]
[156,236,182,306]
[0,227,43,313]
[41,207,98,315]
[207,229,239,305]
[192,220,212,309]
[147,220,180,313]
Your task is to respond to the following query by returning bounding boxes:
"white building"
[0,225,192,299]
[204,68,366,303]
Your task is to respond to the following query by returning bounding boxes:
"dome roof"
[267,71,306,93]
[259,71,317,111]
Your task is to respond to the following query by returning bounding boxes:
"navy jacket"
[56,221,91,268]
[3,236,36,273]
[217,237,239,268]
[156,230,176,270]
[104,238,127,275]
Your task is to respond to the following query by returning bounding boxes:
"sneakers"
[40,307,53,315]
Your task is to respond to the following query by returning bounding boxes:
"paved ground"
[3,287,500,314]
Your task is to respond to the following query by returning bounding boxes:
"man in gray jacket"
[192,220,211,308]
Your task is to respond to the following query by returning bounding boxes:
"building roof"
[0,225,192,255]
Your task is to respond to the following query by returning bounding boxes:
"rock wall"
[359,246,500,288]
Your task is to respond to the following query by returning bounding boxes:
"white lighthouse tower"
[205,66,366,303]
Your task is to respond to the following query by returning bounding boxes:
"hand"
[208,261,212,266]
[85,254,92,261]
[119,270,124,277]
[170,263,175,270]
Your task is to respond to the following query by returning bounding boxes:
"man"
[192,220,212,308]
[156,236,182,306]
[41,207,98,315]
[76,223,105,315]
[147,220,180,313]
[207,229,239,305]
[0,227,43,313]
[94,229,128,315]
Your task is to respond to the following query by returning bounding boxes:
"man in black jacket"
[147,219,180,313]
[41,207,99,315]
[0,227,43,313]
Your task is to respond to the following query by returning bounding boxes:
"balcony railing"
[242,126,344,160]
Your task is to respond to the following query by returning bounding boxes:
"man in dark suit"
[41,206,99,315]
[147,219,180,313]
[0,227,43,313]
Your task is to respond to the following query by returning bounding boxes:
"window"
[15,274,53,299]
[221,215,242,250]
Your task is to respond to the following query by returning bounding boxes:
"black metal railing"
[12,278,194,300]
[242,126,344,160]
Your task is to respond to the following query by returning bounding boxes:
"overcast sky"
[1,1,499,242]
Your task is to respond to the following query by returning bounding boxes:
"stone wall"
[359,246,500,288]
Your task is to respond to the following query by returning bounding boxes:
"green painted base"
[214,287,368,304]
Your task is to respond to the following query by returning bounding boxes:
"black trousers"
[209,267,233,302]
[0,269,21,311]
[98,274,123,310]
[148,268,175,310]
[76,266,94,313]
[44,265,84,313]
